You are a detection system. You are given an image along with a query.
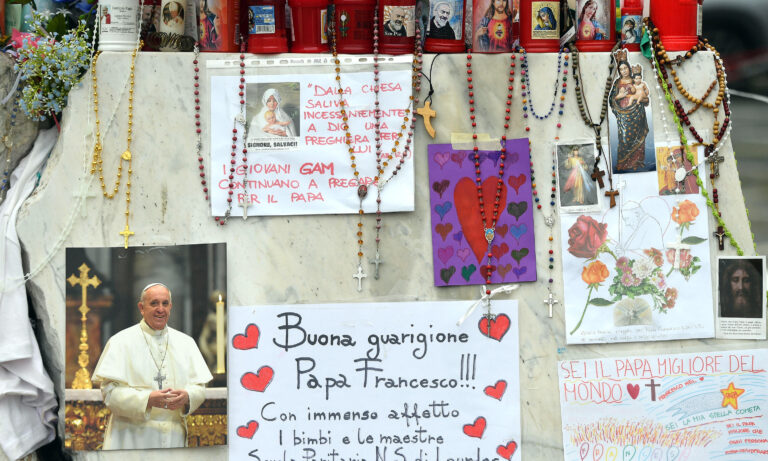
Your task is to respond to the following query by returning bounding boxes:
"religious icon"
[576,0,609,41]
[472,0,519,52]
[383,5,416,37]
[655,144,701,196]
[620,15,642,45]
[427,0,463,40]
[162,1,185,27]
[555,141,601,213]
[531,1,558,40]
[245,82,301,151]
[716,256,767,340]
[608,49,657,174]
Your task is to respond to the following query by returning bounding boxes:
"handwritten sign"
[558,349,768,460]
[209,68,414,216]
[228,301,522,461]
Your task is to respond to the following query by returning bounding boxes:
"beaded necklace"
[90,43,142,249]
[331,3,422,290]
[192,42,249,225]
[465,51,516,298]
[521,46,569,316]
[0,88,21,201]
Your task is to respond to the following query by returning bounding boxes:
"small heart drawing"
[434,152,450,168]
[509,224,528,241]
[463,417,486,439]
[507,152,520,164]
[497,264,512,278]
[699,377,704,381]
[236,420,259,439]
[440,266,456,284]
[434,202,453,221]
[478,313,511,341]
[497,441,518,460]
[436,223,453,241]
[453,231,464,243]
[451,151,467,167]
[457,248,471,261]
[486,151,501,165]
[241,366,274,392]
[510,248,529,265]
[438,246,455,264]
[491,243,510,260]
[461,264,477,281]
[507,174,526,194]
[484,380,507,400]
[507,201,528,221]
[233,324,260,350]
[512,266,527,279]
[496,224,509,238]
[432,179,450,198]
[626,383,640,400]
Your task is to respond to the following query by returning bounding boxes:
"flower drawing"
[567,216,609,259]
[582,260,609,286]
[671,199,699,227]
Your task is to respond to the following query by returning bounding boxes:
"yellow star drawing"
[720,382,745,410]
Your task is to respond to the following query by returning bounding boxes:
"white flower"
[633,257,655,280]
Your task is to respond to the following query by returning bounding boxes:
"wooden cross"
[154,369,167,389]
[713,225,727,251]
[119,224,134,249]
[543,292,559,318]
[706,151,725,177]
[416,101,436,139]
[370,252,383,280]
[666,235,691,269]
[605,189,619,208]
[353,265,367,292]
[591,167,605,189]
[67,263,101,389]
[239,195,252,221]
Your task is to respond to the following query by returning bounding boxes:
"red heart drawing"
[241,366,274,392]
[699,377,704,381]
[484,380,507,400]
[435,222,453,241]
[496,224,509,238]
[233,324,260,350]
[434,152,450,168]
[236,420,259,439]
[451,151,467,167]
[507,174,526,194]
[462,416,486,438]
[626,383,640,400]
[497,441,518,460]
[478,314,510,341]
[454,177,508,266]
[497,264,512,278]
[491,242,510,260]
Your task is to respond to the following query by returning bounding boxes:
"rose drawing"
[671,200,699,226]
[582,260,609,286]
[567,216,608,259]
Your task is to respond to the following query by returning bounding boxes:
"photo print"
[382,4,415,37]
[245,81,301,151]
[655,144,703,196]
[576,0,610,41]
[556,141,601,213]
[472,0,519,52]
[427,0,463,40]
[64,243,227,450]
[716,256,767,340]
[531,1,559,39]
[608,49,656,174]
[620,14,642,45]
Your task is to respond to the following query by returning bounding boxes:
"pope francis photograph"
[91,282,213,450]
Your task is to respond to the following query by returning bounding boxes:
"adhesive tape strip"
[450,132,501,151]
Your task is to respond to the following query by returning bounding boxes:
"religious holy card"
[427,139,537,286]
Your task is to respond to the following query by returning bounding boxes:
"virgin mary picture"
[608,49,656,173]
[246,82,301,151]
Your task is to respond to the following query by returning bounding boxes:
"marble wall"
[12,51,758,460]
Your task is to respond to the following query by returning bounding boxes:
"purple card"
[427,139,537,286]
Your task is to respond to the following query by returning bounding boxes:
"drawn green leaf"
[589,298,614,306]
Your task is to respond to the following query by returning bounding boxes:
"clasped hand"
[147,388,189,411]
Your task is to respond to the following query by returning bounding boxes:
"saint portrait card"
[229,300,522,461]
[716,256,767,340]
[427,139,537,286]
[555,141,601,213]
[655,143,704,196]
[559,349,768,460]
[608,49,657,174]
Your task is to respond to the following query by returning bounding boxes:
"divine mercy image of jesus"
[556,142,600,212]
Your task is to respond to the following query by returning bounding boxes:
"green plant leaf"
[8,0,34,5]
[681,236,707,245]
[46,14,68,37]
[589,298,614,306]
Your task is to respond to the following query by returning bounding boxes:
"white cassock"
[92,319,213,450]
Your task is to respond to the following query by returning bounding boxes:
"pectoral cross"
[543,292,559,318]
[154,370,166,389]
[591,167,605,189]
[666,235,691,269]
[353,265,367,292]
[119,224,134,249]
[714,225,727,251]
[416,101,436,139]
[67,263,102,389]
[605,189,619,208]
[370,252,383,280]
[706,151,725,178]
[239,194,252,220]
